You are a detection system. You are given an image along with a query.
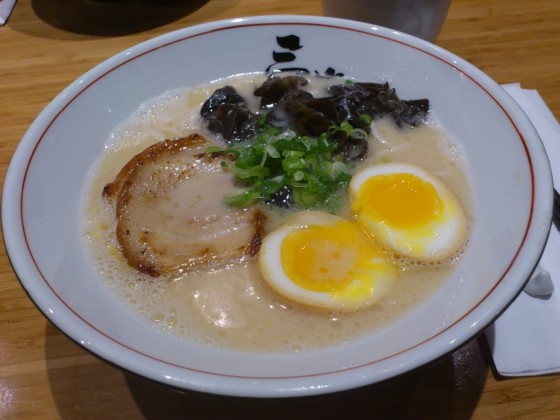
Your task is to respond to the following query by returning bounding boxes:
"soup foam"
[83,74,472,353]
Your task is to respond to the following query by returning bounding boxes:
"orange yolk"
[280,220,385,293]
[352,173,443,228]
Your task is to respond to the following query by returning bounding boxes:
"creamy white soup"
[83,73,471,352]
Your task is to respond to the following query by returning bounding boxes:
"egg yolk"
[352,173,443,228]
[280,220,386,293]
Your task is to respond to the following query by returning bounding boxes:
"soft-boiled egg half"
[259,211,398,311]
[350,163,467,262]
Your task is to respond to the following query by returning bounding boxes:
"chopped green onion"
[265,144,280,159]
[224,189,261,207]
[283,150,306,158]
[359,113,373,126]
[216,122,359,212]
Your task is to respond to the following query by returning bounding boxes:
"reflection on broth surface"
[83,73,471,352]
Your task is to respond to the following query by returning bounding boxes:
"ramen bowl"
[1,15,553,397]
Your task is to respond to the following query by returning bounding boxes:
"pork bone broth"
[83,74,472,352]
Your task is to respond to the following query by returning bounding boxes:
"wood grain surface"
[1,0,559,418]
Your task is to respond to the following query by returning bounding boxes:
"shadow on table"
[44,319,489,419]
[26,0,210,37]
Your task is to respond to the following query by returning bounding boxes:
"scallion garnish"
[217,122,357,212]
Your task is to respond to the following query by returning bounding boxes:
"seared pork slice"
[103,134,263,277]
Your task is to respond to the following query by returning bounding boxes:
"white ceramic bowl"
[2,16,553,397]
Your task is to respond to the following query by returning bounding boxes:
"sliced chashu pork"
[103,134,263,277]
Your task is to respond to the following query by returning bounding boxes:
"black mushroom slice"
[393,99,430,127]
[278,95,332,136]
[254,76,326,134]
[253,76,332,136]
[200,86,259,143]
[201,76,429,157]
[255,76,430,135]
[323,82,430,128]
[331,129,369,162]
[253,75,309,109]
[321,82,389,129]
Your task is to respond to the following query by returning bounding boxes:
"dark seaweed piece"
[265,185,294,208]
[200,86,245,116]
[305,95,370,133]
[392,99,430,127]
[254,75,309,109]
[331,130,369,162]
[200,86,259,142]
[264,88,317,130]
[210,102,258,142]
[375,87,403,112]
[326,82,391,121]
[280,97,332,136]
[322,83,389,126]
[257,78,431,144]
[204,76,430,158]
[368,88,430,127]
[324,82,431,128]
[254,76,334,136]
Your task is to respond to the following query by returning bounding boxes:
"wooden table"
[1,0,558,418]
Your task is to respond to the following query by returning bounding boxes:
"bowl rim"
[1,14,553,397]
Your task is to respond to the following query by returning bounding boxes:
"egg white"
[349,163,467,262]
[259,211,397,311]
